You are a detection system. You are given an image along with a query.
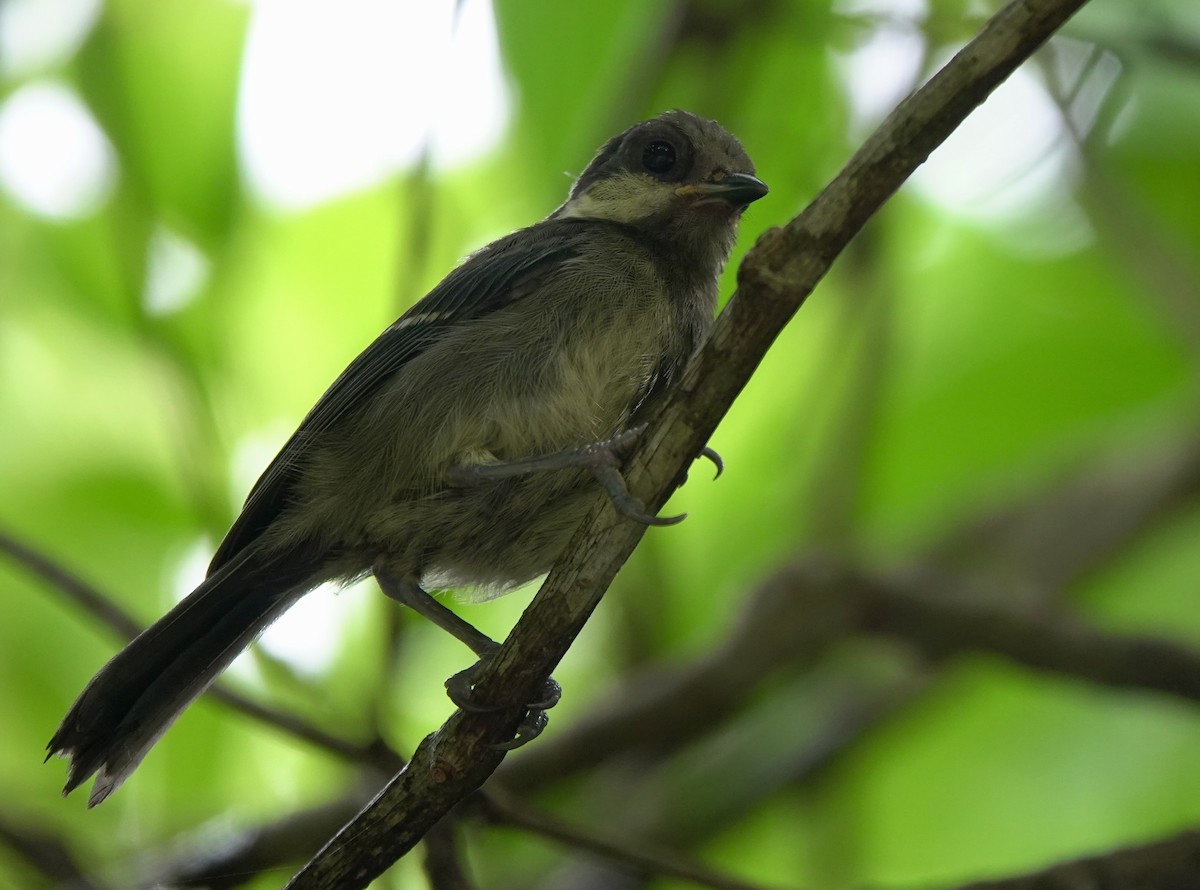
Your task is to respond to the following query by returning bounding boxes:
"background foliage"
[2,0,1199,888]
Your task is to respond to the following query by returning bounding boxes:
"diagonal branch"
[283,1,1094,886]
[949,828,1200,889]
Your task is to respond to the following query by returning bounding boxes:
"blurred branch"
[393,143,436,315]
[156,794,370,890]
[927,430,1200,591]
[602,1,689,129]
[494,543,1200,890]
[492,416,1200,889]
[0,531,142,639]
[501,558,851,789]
[152,783,773,890]
[5,526,779,890]
[508,424,1200,791]
[801,229,897,547]
[1143,32,1200,71]
[1079,170,1200,353]
[22,422,1198,889]
[1038,42,1200,354]
[282,2,1094,887]
[0,529,404,774]
[421,814,477,890]
[0,813,108,890]
[501,422,1200,875]
[949,828,1200,889]
[370,596,411,739]
[854,564,1200,702]
[510,549,1200,800]
[483,791,780,890]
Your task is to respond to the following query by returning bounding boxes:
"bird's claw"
[445,662,561,750]
[494,709,550,750]
[444,423,689,526]
[700,445,724,479]
[590,465,685,526]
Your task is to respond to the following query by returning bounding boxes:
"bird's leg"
[373,565,559,748]
[446,424,685,525]
[375,569,497,657]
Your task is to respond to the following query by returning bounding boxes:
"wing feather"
[207,226,583,574]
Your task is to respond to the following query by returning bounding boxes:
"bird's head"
[553,110,767,270]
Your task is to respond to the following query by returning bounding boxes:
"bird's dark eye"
[642,140,677,175]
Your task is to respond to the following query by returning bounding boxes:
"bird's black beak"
[676,172,769,207]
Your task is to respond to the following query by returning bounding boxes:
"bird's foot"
[446,424,684,526]
[445,657,562,750]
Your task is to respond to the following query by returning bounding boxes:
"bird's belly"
[323,310,670,592]
[361,463,595,596]
[370,365,653,592]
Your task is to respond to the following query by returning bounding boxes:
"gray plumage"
[48,110,766,805]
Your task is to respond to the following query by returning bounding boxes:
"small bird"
[49,110,767,806]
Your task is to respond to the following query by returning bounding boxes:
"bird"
[48,109,767,806]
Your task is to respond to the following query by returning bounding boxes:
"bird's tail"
[48,546,319,806]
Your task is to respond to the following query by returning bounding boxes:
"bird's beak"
[676,172,769,207]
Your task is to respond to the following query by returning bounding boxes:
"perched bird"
[49,110,767,806]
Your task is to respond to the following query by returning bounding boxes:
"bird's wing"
[207,226,583,575]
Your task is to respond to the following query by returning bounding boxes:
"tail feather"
[48,545,320,806]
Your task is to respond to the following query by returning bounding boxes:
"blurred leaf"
[74,0,247,246]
